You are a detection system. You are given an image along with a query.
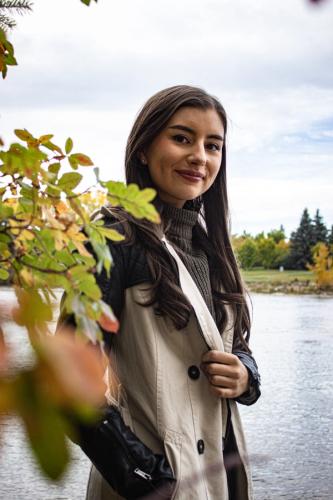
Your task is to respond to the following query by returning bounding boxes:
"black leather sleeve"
[233,350,261,406]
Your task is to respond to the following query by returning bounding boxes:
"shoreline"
[246,281,333,296]
[1,283,333,297]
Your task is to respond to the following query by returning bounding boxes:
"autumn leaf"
[97,301,119,333]
[69,153,93,167]
[36,332,106,407]
[14,129,34,142]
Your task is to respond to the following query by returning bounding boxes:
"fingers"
[201,350,249,399]
[200,361,243,380]
[206,374,238,389]
[202,350,238,365]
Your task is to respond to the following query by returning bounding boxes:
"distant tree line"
[233,208,333,271]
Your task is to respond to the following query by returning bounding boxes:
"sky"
[1,0,333,237]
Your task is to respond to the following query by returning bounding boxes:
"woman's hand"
[201,350,249,399]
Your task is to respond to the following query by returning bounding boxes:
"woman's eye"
[173,134,189,144]
[206,143,220,152]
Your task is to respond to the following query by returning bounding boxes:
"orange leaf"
[71,153,93,166]
[38,332,106,407]
[97,302,119,333]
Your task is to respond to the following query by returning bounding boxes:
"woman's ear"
[138,152,147,165]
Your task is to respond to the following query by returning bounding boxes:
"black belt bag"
[74,405,175,499]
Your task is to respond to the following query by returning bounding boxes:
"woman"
[77,85,260,500]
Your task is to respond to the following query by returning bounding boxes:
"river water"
[0,288,332,499]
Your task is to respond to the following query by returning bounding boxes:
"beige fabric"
[86,280,253,500]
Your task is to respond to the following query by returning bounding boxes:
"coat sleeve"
[232,349,261,406]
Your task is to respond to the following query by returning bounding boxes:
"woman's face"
[142,106,224,208]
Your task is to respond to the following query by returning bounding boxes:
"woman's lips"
[175,170,204,183]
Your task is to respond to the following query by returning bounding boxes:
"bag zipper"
[133,468,152,481]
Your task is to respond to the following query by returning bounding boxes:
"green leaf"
[68,265,90,278]
[65,138,73,155]
[43,141,63,155]
[16,372,70,480]
[103,180,127,198]
[2,65,8,79]
[136,188,157,203]
[14,129,34,142]
[13,288,53,329]
[58,172,82,191]
[20,182,34,199]
[0,204,14,218]
[0,268,9,280]
[0,232,11,243]
[78,279,101,301]
[125,183,139,200]
[3,38,14,57]
[5,53,17,66]
[80,0,97,5]
[48,163,61,174]
[68,155,78,170]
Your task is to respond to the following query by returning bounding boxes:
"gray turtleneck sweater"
[162,203,216,320]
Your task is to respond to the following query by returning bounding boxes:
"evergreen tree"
[328,225,333,245]
[0,1,32,31]
[288,208,316,269]
[312,209,328,243]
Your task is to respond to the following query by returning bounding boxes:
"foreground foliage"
[0,130,159,479]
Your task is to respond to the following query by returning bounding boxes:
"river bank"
[242,269,333,295]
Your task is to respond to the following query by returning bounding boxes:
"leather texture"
[75,406,175,499]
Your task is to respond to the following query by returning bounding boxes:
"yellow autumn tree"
[308,242,333,290]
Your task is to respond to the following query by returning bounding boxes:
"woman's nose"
[188,142,206,166]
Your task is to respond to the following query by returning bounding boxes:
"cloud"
[1,0,332,235]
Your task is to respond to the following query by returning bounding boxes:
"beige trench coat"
[86,283,253,500]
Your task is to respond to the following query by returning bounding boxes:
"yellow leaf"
[17,229,35,241]
[55,201,68,214]
[67,227,87,242]
[73,240,92,257]
[38,134,54,144]
[19,268,35,287]
[54,230,68,251]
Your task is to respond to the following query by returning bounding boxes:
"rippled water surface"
[0,289,332,499]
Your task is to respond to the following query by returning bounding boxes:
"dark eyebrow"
[168,124,224,142]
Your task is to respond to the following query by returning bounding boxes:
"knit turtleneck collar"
[162,203,199,241]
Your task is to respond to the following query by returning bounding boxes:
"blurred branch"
[0,1,33,31]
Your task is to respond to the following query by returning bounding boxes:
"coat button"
[188,365,200,380]
[197,439,205,454]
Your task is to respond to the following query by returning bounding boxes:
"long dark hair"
[118,85,251,350]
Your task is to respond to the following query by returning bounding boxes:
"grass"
[241,268,314,284]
